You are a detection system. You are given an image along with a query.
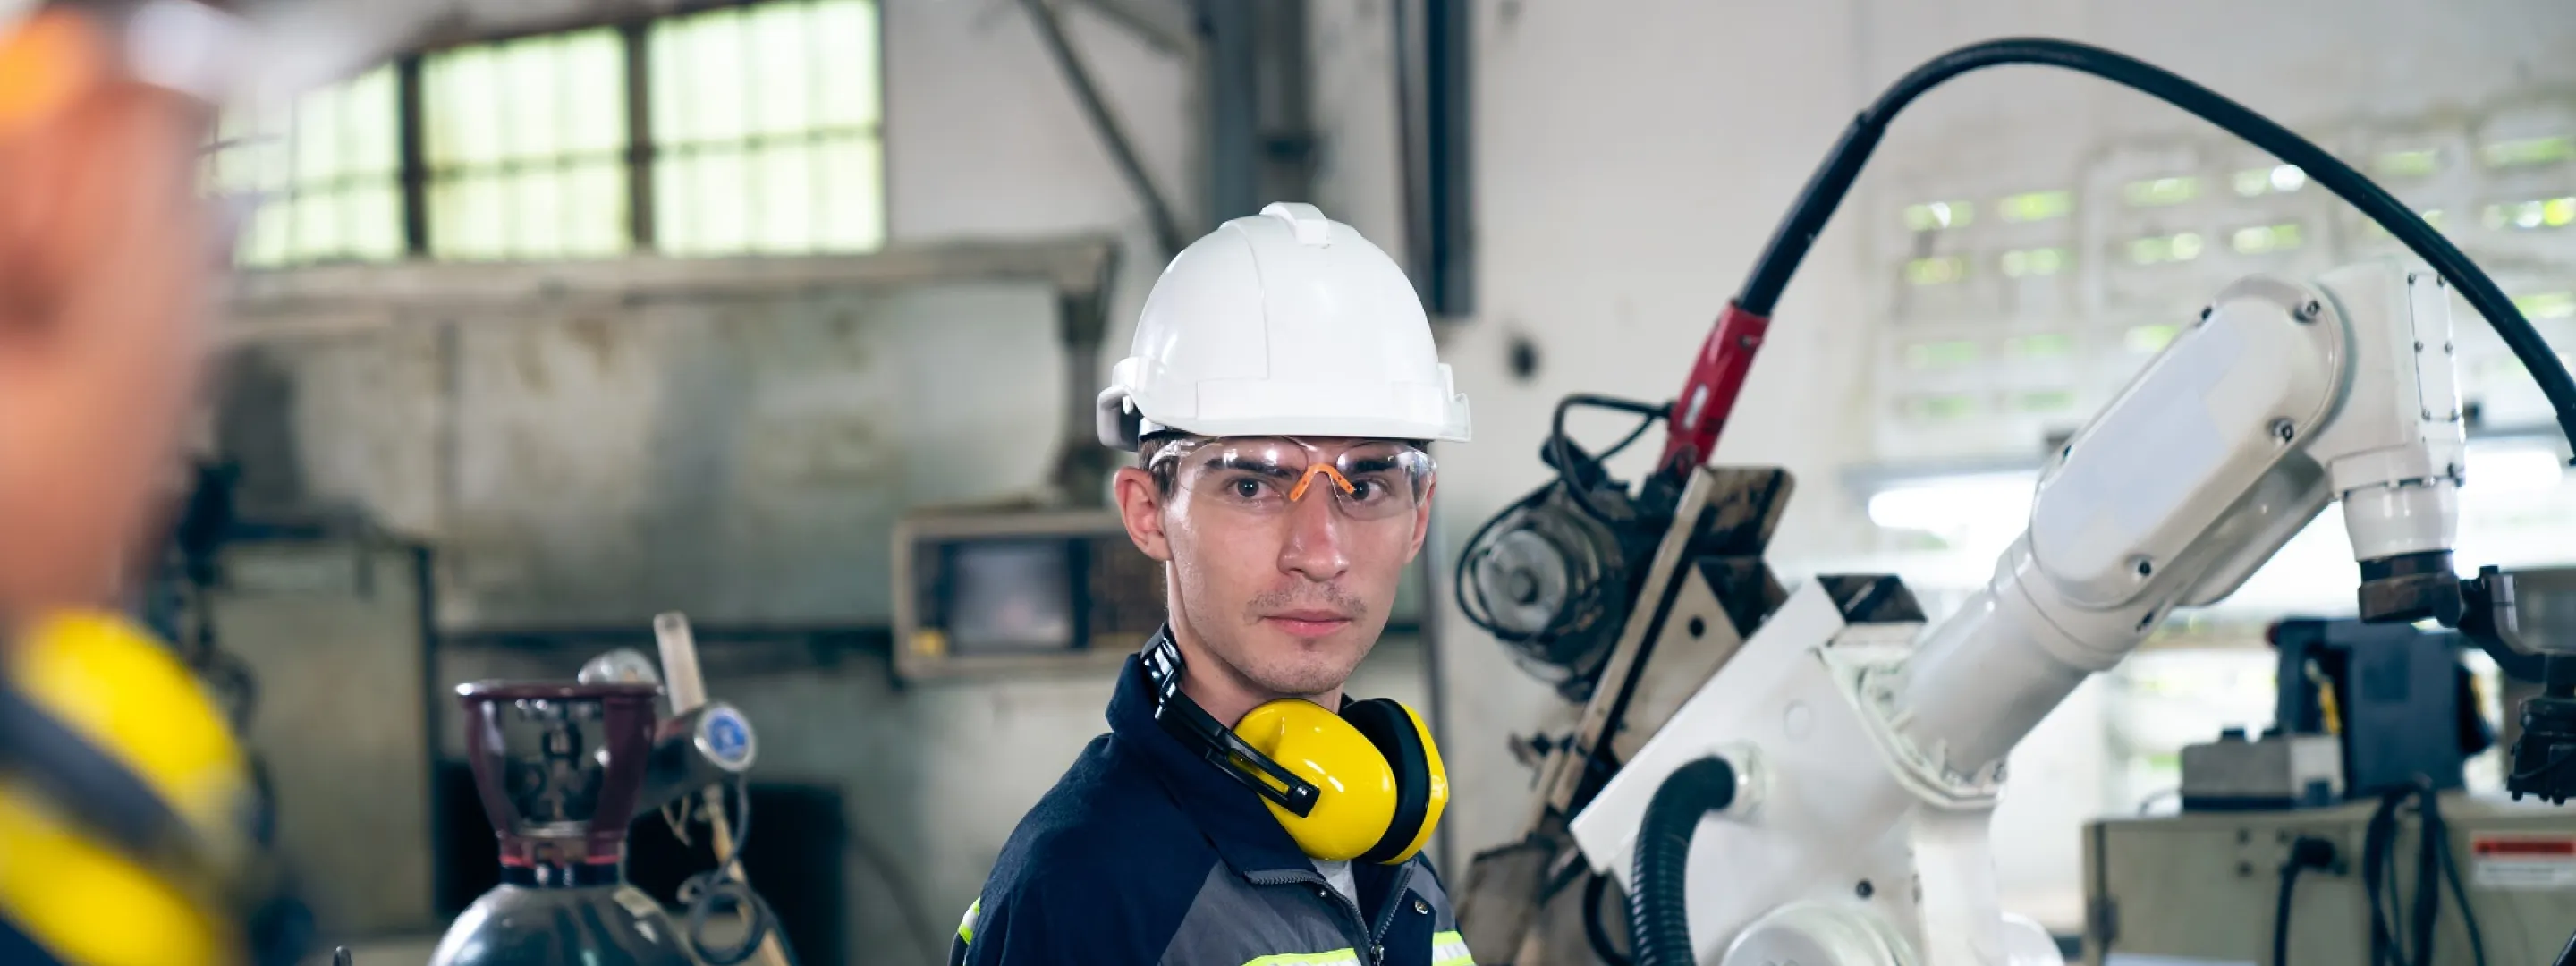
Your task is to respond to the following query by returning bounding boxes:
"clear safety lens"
[1150,436,1435,522]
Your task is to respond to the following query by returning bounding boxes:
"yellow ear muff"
[1231,699,1397,862]
[0,611,250,966]
[1340,699,1446,865]
[1383,702,1448,864]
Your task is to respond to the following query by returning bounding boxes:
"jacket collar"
[1107,629,1320,877]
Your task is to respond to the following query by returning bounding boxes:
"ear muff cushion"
[1342,699,1431,864]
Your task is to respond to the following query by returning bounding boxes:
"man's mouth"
[1261,610,1354,638]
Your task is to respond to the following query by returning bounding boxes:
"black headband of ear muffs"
[1142,631,1321,818]
[1339,698,1432,864]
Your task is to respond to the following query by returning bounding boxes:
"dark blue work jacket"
[948,649,1471,966]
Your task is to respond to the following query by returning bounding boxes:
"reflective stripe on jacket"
[950,645,1473,966]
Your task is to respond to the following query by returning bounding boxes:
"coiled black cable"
[1722,38,2576,462]
[1453,394,1666,677]
[680,779,792,966]
[1628,757,1738,966]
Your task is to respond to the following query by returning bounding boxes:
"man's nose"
[1277,490,1351,581]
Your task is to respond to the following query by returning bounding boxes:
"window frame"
[214,0,886,267]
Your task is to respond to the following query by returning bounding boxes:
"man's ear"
[1406,476,1436,561]
[1114,466,1173,562]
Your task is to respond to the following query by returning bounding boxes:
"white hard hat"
[1097,202,1472,451]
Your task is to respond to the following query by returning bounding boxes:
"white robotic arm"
[1565,259,2467,966]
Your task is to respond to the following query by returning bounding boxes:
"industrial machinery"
[1450,38,2576,966]
[2076,615,2563,966]
[2081,795,2569,966]
[427,613,795,966]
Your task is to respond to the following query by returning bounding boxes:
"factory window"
[2376,148,2441,178]
[2516,292,2576,320]
[649,0,886,256]
[2480,197,2576,232]
[208,65,405,267]
[423,29,633,260]
[1904,256,1969,285]
[1902,200,1974,232]
[2004,333,2073,360]
[1997,189,2072,223]
[2127,232,2204,265]
[1903,340,1979,369]
[1902,394,1979,421]
[2480,135,2573,169]
[2014,389,2076,413]
[2123,176,2199,208]
[1999,247,2067,278]
[2232,165,2304,197]
[204,0,884,266]
[2228,223,2304,255]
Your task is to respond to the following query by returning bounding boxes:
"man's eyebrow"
[1205,453,1299,478]
[1343,455,1404,474]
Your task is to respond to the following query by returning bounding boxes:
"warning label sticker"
[2471,835,2576,891]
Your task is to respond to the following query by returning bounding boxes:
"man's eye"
[1346,476,1402,502]
[1229,478,1268,500]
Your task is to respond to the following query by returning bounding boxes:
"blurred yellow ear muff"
[1232,696,1447,865]
[0,611,253,966]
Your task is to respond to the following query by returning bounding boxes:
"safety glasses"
[1148,436,1435,523]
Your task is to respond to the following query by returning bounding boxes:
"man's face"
[0,13,217,617]
[1115,436,1436,699]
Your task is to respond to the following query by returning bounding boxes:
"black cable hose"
[2363,791,2403,966]
[1730,38,2576,457]
[2360,784,2487,966]
[1582,871,1633,966]
[1547,394,1670,525]
[2273,863,2303,966]
[681,779,792,966]
[2428,791,2488,966]
[2274,836,2338,966]
[1627,757,1737,966]
[2555,926,2575,966]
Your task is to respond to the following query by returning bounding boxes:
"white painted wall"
[885,0,1200,369]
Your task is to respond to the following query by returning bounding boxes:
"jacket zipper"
[1368,862,1418,961]
[1245,869,1404,964]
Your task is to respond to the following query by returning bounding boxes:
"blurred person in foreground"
[0,2,422,963]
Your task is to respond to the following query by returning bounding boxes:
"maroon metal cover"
[455,681,662,865]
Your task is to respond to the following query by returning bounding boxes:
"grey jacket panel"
[1156,855,1464,966]
[1158,864,1360,965]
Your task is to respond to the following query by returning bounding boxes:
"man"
[0,2,424,963]
[952,202,1477,966]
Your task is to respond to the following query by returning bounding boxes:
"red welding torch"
[1653,302,1772,481]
